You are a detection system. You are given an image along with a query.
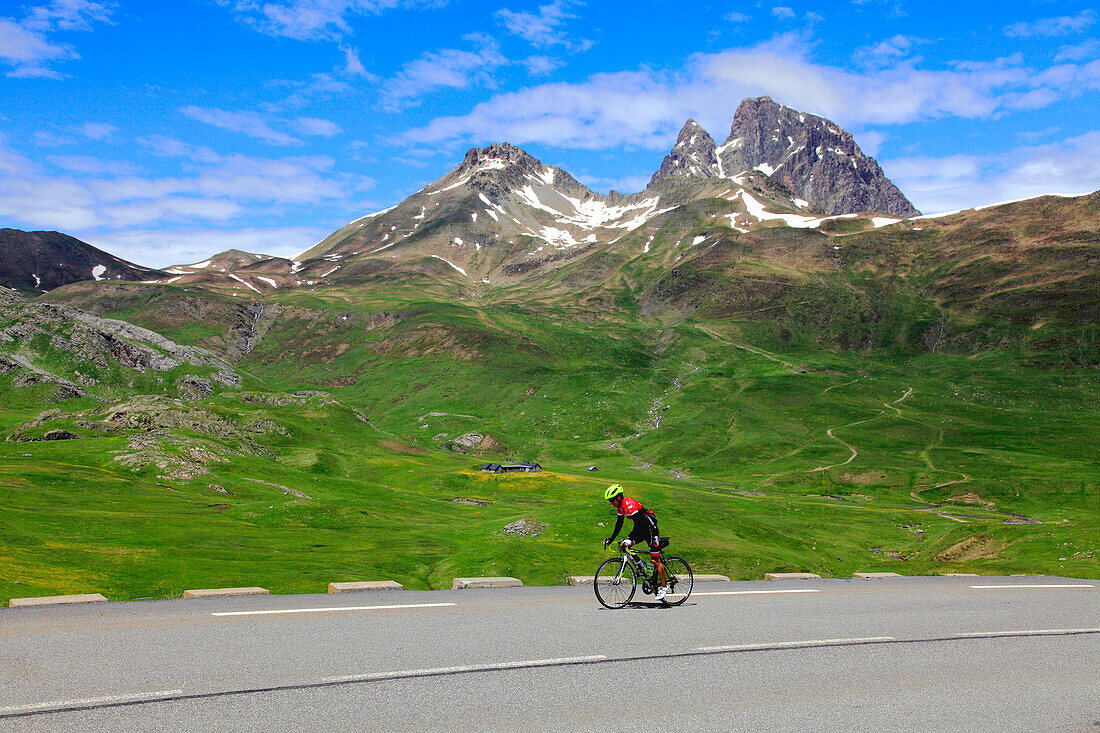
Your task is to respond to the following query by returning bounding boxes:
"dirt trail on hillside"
[821,379,857,396]
[808,386,912,473]
[694,325,801,371]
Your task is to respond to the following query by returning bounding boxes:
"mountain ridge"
[0,229,163,293]
[649,97,919,217]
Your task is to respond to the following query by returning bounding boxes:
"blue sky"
[0,0,1097,267]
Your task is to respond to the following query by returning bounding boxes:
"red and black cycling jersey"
[608,496,661,553]
[616,496,646,518]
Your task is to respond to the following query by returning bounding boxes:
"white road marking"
[0,690,183,714]
[698,636,894,652]
[321,655,608,683]
[212,602,456,617]
[954,628,1100,638]
[969,584,1094,589]
[694,590,820,596]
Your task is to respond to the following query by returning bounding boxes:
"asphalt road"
[1,576,1097,731]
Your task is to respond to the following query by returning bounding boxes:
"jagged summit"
[648,119,720,186]
[423,142,595,203]
[649,97,919,217]
[720,97,919,217]
[458,142,541,173]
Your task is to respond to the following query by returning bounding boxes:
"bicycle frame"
[615,547,658,585]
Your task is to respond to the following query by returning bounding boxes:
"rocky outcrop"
[648,97,920,217]
[716,97,919,216]
[0,289,241,390]
[648,119,720,186]
[438,142,595,202]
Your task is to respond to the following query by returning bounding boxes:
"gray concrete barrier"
[8,593,108,608]
[692,574,731,582]
[765,573,821,580]
[452,577,522,589]
[328,581,404,593]
[854,572,902,578]
[568,576,594,585]
[183,587,269,598]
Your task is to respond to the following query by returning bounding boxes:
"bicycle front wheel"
[594,557,637,609]
[661,556,693,605]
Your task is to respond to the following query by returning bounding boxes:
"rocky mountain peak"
[648,119,720,187]
[458,142,543,176]
[645,97,919,217]
[719,96,919,216]
[440,141,592,202]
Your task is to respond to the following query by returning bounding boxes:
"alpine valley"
[1,98,1097,603]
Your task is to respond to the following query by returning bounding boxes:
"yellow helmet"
[604,484,624,501]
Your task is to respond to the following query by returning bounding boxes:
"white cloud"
[78,121,116,139]
[1004,10,1095,38]
[0,138,357,235]
[1055,39,1100,63]
[853,129,886,156]
[47,155,140,175]
[575,172,652,195]
[884,131,1100,213]
[224,0,451,41]
[340,44,367,75]
[402,36,1100,150]
[853,34,925,67]
[772,7,795,20]
[268,72,356,111]
[180,106,301,145]
[381,37,508,111]
[0,17,73,69]
[90,226,330,268]
[22,0,115,32]
[523,55,562,76]
[293,117,342,136]
[91,153,346,205]
[0,0,113,76]
[495,0,592,51]
[725,12,751,23]
[32,130,76,147]
[403,69,683,150]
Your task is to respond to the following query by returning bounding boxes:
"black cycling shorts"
[626,511,661,553]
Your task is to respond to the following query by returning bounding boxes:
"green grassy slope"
[4,196,1098,602]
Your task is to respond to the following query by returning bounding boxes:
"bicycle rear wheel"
[661,556,693,605]
[594,557,637,609]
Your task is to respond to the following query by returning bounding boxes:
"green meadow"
[2,280,1097,604]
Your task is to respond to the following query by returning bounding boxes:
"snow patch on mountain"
[228,274,260,293]
[431,255,467,276]
[736,191,823,228]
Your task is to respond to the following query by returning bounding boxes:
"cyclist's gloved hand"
[603,537,612,547]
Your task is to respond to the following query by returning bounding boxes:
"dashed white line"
[954,628,1100,638]
[0,690,184,715]
[694,590,821,596]
[698,637,895,652]
[321,656,608,683]
[969,584,1094,589]
[211,602,456,617]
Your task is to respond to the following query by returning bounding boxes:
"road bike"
[593,541,693,609]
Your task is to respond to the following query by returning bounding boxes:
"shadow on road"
[597,601,698,610]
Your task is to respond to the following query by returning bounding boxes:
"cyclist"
[602,484,670,600]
